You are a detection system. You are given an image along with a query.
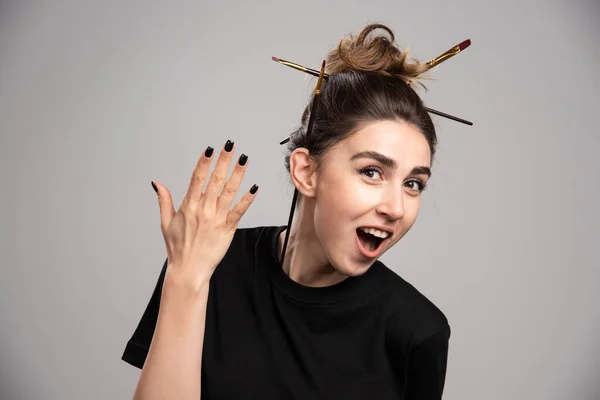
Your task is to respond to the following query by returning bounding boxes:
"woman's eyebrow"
[350,151,397,168]
[410,166,432,178]
[349,151,432,178]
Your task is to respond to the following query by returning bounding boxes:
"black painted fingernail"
[225,140,234,152]
[239,154,248,166]
[250,184,258,194]
[151,181,158,193]
[205,146,214,157]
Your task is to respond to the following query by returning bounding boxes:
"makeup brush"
[272,56,473,131]
[279,60,327,268]
[424,39,471,70]
[273,41,473,82]
[272,57,326,78]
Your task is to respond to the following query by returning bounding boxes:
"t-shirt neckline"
[266,225,380,304]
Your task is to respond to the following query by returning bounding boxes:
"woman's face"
[311,120,432,276]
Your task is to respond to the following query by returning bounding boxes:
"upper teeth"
[360,227,390,239]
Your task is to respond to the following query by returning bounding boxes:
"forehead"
[334,120,432,167]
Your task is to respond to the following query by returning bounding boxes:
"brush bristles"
[458,39,471,51]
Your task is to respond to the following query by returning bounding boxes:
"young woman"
[122,24,451,400]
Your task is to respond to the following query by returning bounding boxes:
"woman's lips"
[355,229,387,258]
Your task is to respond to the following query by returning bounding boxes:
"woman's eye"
[406,180,426,193]
[360,167,382,180]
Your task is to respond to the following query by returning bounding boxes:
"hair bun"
[325,23,429,86]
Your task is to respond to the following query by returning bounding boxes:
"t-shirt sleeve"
[405,324,451,400]
[121,257,168,369]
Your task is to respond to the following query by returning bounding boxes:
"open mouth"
[356,228,386,253]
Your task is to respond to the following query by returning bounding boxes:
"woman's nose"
[376,189,405,220]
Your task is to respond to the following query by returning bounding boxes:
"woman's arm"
[405,325,451,400]
[131,270,210,400]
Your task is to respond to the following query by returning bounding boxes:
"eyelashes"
[357,165,428,193]
[409,179,428,193]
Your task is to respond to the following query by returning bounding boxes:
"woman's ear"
[289,148,318,198]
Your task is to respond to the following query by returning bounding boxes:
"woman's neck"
[276,200,350,288]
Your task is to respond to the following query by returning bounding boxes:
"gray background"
[1,0,598,399]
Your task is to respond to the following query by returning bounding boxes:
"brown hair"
[284,23,437,184]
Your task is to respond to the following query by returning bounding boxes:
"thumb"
[151,181,176,233]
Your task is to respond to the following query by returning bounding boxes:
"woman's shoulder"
[215,224,283,269]
[233,224,283,238]
[372,261,450,342]
[230,224,283,250]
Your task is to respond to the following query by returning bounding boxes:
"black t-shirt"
[122,225,451,399]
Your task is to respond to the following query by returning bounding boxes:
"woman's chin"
[337,253,376,277]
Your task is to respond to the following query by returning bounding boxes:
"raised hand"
[151,140,258,291]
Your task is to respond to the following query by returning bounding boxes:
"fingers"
[217,153,248,211]
[184,145,215,210]
[203,140,235,204]
[152,181,176,233]
[226,185,259,227]
[179,140,257,224]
